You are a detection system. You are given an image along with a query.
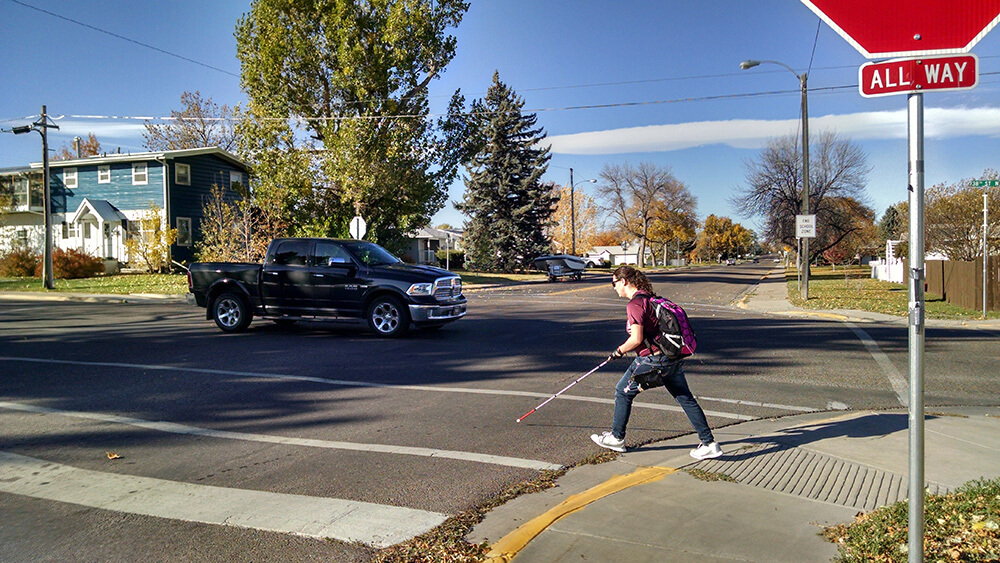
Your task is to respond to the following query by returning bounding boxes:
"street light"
[568,168,596,255]
[12,105,59,290]
[741,59,811,300]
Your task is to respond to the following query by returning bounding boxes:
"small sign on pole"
[350,216,367,240]
[796,214,816,238]
[972,179,1000,188]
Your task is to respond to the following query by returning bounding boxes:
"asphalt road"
[1,262,997,562]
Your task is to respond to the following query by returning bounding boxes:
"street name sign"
[349,216,367,240]
[796,214,816,238]
[801,0,1000,58]
[972,180,1000,187]
[860,54,978,97]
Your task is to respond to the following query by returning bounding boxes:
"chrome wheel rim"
[216,297,242,328]
[372,301,400,333]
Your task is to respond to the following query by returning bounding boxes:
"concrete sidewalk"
[470,266,1000,562]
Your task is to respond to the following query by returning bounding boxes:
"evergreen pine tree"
[457,72,556,272]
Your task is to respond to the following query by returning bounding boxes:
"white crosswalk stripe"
[0,451,446,548]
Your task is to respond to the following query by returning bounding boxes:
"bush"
[0,247,40,277]
[37,248,104,279]
[435,249,465,269]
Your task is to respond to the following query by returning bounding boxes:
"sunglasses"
[611,278,621,288]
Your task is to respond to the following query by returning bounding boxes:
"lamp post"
[741,59,810,300]
[13,105,59,290]
[568,168,596,255]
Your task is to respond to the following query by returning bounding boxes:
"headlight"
[407,282,433,296]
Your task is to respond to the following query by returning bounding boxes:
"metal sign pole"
[907,92,926,563]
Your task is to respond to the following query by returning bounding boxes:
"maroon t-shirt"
[626,291,660,357]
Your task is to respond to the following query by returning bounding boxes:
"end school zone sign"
[859,54,978,97]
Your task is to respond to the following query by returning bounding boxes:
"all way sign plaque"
[860,54,978,97]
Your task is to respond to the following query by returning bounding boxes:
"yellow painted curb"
[776,310,850,321]
[484,466,677,562]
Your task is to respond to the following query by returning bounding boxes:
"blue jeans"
[611,355,715,445]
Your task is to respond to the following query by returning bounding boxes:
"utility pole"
[569,168,576,255]
[14,106,59,289]
[799,72,810,301]
[40,106,54,289]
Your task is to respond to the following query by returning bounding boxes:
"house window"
[62,221,79,239]
[176,163,191,186]
[230,171,244,189]
[13,178,29,209]
[176,217,192,246]
[64,168,78,189]
[132,162,148,185]
[98,165,111,184]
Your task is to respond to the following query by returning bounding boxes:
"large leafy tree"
[457,72,555,272]
[235,0,469,254]
[143,91,238,152]
[597,161,696,267]
[923,170,1000,260]
[549,184,601,254]
[733,131,871,262]
[693,215,753,261]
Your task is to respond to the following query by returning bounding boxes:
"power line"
[5,0,240,78]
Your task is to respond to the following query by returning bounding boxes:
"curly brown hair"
[612,265,656,296]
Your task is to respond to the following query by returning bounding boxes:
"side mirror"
[328,256,350,266]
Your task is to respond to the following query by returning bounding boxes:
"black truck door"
[261,240,313,313]
[311,240,362,316]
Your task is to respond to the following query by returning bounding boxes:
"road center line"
[0,450,445,548]
[0,401,562,471]
[0,356,755,420]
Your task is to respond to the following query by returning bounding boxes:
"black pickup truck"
[187,238,466,337]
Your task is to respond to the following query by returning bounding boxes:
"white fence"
[870,258,905,283]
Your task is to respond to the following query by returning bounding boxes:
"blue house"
[0,147,247,267]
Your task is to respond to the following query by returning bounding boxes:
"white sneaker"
[590,431,626,452]
[690,442,723,460]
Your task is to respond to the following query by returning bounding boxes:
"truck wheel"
[366,295,409,338]
[212,291,252,333]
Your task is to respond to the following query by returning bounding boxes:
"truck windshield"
[342,241,401,266]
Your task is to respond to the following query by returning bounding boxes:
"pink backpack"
[640,294,698,359]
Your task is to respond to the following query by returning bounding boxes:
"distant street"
[2,262,998,561]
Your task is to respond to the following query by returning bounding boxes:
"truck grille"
[434,277,462,299]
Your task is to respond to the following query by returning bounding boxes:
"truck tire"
[366,295,409,338]
[212,291,253,333]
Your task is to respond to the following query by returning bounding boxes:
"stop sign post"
[801,1,1000,560]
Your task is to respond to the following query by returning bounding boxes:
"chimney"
[73,136,82,158]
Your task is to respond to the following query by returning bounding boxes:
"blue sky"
[2,1,999,234]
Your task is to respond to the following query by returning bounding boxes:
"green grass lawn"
[0,274,189,294]
[786,265,1000,320]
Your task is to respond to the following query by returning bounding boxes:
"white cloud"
[546,106,1000,155]
[49,119,147,140]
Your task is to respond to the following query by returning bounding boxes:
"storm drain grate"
[689,442,949,511]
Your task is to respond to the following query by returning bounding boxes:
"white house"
[403,226,463,265]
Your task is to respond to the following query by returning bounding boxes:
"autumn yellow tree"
[124,203,177,273]
[694,215,753,262]
[550,184,601,254]
[646,200,698,265]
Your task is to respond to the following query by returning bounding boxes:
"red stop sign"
[802,0,1000,58]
